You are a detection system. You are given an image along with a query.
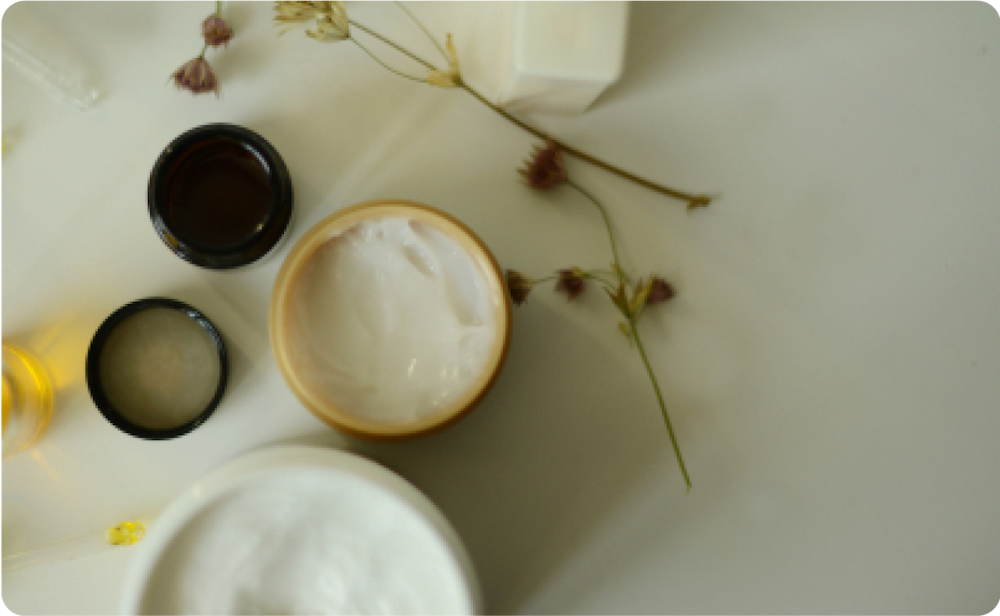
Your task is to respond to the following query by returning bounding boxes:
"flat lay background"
[3,2,1000,614]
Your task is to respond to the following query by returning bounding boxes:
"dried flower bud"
[630,278,652,315]
[275,1,349,41]
[274,4,309,25]
[518,141,567,190]
[647,276,675,305]
[306,13,351,43]
[426,34,462,88]
[202,15,233,47]
[618,322,631,338]
[307,4,349,41]
[556,267,586,300]
[171,56,219,95]
[506,270,534,306]
[274,1,331,23]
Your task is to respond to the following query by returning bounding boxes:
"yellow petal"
[630,278,652,316]
[306,14,349,42]
[426,69,458,88]
[306,28,347,42]
[445,33,459,71]
[330,1,350,33]
[274,1,316,22]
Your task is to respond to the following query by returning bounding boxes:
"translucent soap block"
[497,1,629,116]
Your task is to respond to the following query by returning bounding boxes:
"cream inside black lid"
[98,308,221,431]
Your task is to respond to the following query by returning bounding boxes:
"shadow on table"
[592,2,717,113]
[277,297,682,614]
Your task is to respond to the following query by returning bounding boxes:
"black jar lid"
[86,298,228,440]
[148,123,293,269]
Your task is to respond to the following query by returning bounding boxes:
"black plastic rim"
[148,123,294,269]
[85,298,229,440]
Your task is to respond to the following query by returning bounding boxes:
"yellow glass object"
[2,344,54,458]
[107,521,146,546]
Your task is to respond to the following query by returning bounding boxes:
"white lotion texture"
[288,217,498,424]
[140,472,469,614]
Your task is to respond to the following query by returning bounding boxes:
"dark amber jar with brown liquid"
[148,124,293,269]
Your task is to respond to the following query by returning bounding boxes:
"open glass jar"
[148,123,293,269]
[2,344,54,458]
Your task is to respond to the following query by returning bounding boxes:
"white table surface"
[4,2,1000,614]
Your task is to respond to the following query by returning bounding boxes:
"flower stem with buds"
[511,141,692,489]
[347,17,712,209]
[277,3,696,490]
[350,37,424,83]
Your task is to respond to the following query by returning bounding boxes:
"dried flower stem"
[343,8,695,488]
[349,19,432,69]
[347,18,711,209]
[464,85,712,209]
[567,179,622,277]
[351,37,424,83]
[630,316,692,490]
[583,272,619,288]
[578,180,690,490]
[394,1,449,65]
[515,140,691,488]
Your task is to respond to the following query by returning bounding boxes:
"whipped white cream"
[141,472,470,614]
[287,217,498,424]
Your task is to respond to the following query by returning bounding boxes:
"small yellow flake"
[107,520,146,546]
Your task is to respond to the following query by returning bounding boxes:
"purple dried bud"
[171,56,219,95]
[647,276,675,305]
[517,141,567,190]
[202,15,234,47]
[556,268,586,300]
[506,270,534,306]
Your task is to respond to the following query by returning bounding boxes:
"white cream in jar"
[138,471,471,614]
[286,217,499,425]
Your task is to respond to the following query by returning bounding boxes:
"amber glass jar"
[148,124,293,269]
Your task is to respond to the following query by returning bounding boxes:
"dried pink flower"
[506,270,534,306]
[556,267,586,300]
[518,141,567,190]
[202,15,234,47]
[171,56,219,95]
[647,276,675,305]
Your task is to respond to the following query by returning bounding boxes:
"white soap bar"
[497,1,629,116]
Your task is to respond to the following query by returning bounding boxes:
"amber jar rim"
[148,123,293,269]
